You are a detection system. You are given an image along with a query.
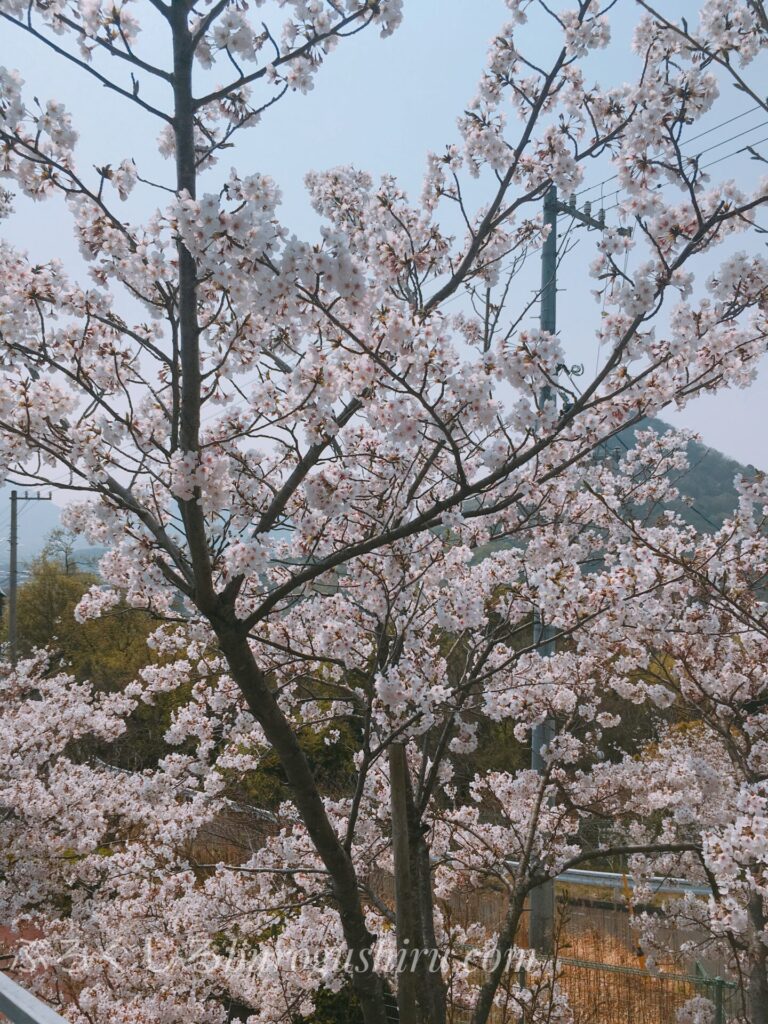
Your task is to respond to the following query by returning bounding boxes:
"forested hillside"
[616,417,754,531]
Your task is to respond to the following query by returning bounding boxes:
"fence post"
[713,977,725,1024]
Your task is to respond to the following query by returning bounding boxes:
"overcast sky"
[1,0,767,486]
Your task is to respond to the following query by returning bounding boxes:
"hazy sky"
[1,0,767,488]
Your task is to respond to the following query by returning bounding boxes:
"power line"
[675,104,764,148]
[575,104,764,200]
[598,130,768,218]
[697,120,768,158]
[701,133,768,171]
[571,122,768,226]
[574,118,767,229]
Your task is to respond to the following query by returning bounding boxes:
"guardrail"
[532,958,737,1024]
[0,971,68,1024]
[555,866,711,897]
[502,859,712,897]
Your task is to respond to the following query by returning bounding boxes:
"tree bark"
[405,761,446,1024]
[217,626,388,1024]
[747,893,768,1024]
[171,0,215,608]
[168,7,387,1021]
[389,742,421,1024]
[470,888,527,1024]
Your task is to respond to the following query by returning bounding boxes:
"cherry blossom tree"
[567,467,768,1024]
[0,1,767,1022]
[6,433,768,1024]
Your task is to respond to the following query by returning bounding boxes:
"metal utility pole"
[9,490,17,667]
[528,187,631,955]
[8,490,53,665]
[529,185,559,956]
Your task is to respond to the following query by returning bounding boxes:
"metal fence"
[1,958,741,1024]
[445,961,740,1024]
[553,958,739,1024]
[363,865,744,1023]
[0,971,68,1024]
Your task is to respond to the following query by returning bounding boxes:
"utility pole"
[528,185,559,956]
[8,490,53,666]
[528,186,631,955]
[388,742,420,1024]
[9,490,17,667]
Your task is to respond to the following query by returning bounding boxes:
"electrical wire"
[567,119,768,228]
[701,134,768,171]
[115,120,768,439]
[574,104,764,200]
[597,129,768,218]
[573,125,766,238]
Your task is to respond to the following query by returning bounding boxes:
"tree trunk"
[406,764,446,1024]
[389,742,421,1024]
[218,626,388,1024]
[470,888,527,1024]
[747,893,768,1024]
[167,6,387,1020]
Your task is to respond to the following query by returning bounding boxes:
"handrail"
[0,972,69,1024]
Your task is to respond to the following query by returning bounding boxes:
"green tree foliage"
[7,532,180,768]
[228,719,362,811]
[12,555,154,689]
[8,533,364,783]
[292,984,367,1024]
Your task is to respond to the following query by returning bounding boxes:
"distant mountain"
[615,417,753,531]
[475,417,752,561]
